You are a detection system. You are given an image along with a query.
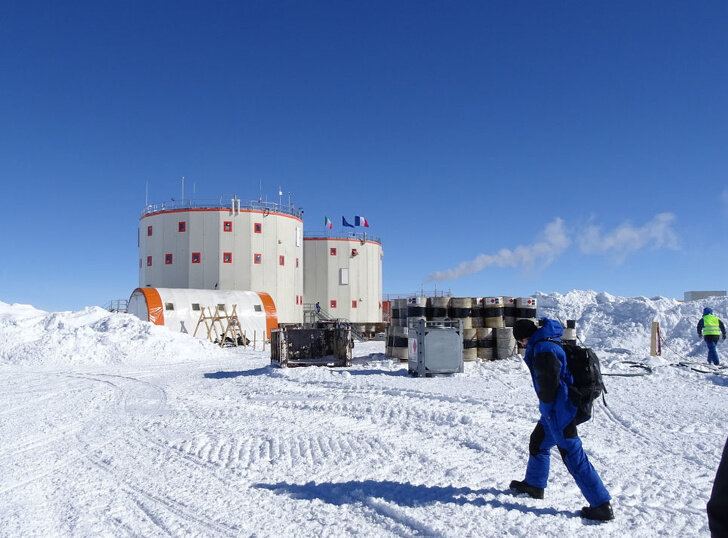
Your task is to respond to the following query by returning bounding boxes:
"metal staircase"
[303,303,367,342]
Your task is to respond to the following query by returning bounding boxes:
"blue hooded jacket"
[523,318,578,431]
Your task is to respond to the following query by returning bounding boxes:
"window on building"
[165,303,174,311]
[178,221,186,232]
[254,253,262,264]
[146,256,152,267]
[330,247,337,256]
[217,304,226,311]
[254,304,262,312]
[254,222,262,233]
[352,300,358,308]
[330,300,337,308]
[139,258,142,269]
[191,303,200,311]
[224,221,232,232]
[192,252,201,263]
[339,268,349,285]
[223,252,232,263]
[165,253,173,265]
[296,257,299,268]
[147,225,153,236]
[351,248,358,257]
[279,255,285,266]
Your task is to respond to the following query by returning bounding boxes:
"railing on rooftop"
[141,196,303,219]
[106,299,129,313]
[304,230,382,245]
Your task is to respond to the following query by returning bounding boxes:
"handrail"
[304,230,382,244]
[106,299,129,312]
[141,197,303,219]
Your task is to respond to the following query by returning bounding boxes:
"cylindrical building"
[138,198,303,324]
[303,233,383,323]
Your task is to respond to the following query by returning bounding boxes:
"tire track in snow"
[83,447,240,538]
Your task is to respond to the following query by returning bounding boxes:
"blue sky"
[1,1,727,312]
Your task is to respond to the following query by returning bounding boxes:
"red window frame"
[330,300,337,308]
[352,300,358,308]
[165,253,173,265]
[223,252,232,263]
[296,257,299,268]
[223,221,232,232]
[139,258,142,269]
[147,225,153,236]
[279,255,285,266]
[191,252,201,264]
[330,247,337,256]
[146,256,152,267]
[254,222,262,234]
[254,253,262,264]
[178,221,186,232]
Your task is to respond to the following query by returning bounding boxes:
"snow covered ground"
[1,290,726,537]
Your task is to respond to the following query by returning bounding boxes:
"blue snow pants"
[524,418,611,507]
[705,336,720,365]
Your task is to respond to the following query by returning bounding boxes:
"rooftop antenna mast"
[181,176,185,203]
[278,186,283,209]
[145,180,148,206]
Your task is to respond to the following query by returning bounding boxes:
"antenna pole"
[182,176,185,203]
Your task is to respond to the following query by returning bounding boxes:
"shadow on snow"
[254,479,574,518]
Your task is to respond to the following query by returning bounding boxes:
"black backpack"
[547,338,607,424]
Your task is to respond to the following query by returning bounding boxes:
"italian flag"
[325,216,333,229]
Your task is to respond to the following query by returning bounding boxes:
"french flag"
[355,216,369,227]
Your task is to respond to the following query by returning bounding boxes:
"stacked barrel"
[386,298,409,360]
[562,319,577,344]
[385,295,538,362]
[449,298,475,361]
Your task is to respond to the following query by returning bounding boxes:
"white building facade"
[303,234,383,323]
[138,199,304,324]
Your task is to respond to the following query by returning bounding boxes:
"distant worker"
[697,307,726,365]
[509,318,613,521]
[315,302,321,315]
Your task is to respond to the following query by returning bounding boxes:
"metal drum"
[562,319,577,345]
[407,296,427,324]
[428,296,450,322]
[462,328,478,361]
[450,297,473,330]
[503,296,517,327]
[471,298,484,328]
[516,297,538,322]
[391,325,409,361]
[476,327,494,360]
[495,327,516,359]
[484,296,505,328]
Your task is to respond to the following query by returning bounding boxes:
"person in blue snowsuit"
[697,307,726,365]
[509,318,613,521]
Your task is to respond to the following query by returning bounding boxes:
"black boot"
[509,480,544,499]
[580,501,614,521]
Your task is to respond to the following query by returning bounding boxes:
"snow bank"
[2,291,727,368]
[0,301,229,366]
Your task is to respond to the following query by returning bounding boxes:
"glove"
[723,335,726,341]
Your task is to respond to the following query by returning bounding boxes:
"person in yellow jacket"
[697,307,727,365]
